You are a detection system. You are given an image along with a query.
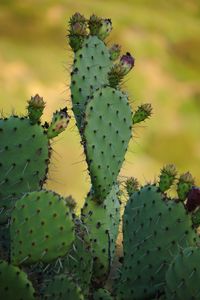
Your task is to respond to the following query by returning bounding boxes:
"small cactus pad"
[165,247,200,300]
[62,222,93,297]
[70,36,112,130]
[177,172,195,201]
[43,274,84,300]
[159,164,177,192]
[116,185,198,299]
[0,116,50,224]
[83,87,132,200]
[10,190,74,265]
[132,103,152,125]
[0,259,36,300]
[47,108,70,139]
[81,184,120,282]
[94,288,113,299]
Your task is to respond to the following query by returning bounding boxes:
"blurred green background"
[0,0,200,207]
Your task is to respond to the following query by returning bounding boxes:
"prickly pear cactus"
[83,87,132,200]
[0,259,36,300]
[42,274,84,300]
[81,184,120,283]
[116,183,199,299]
[165,247,200,300]
[93,288,113,299]
[10,190,74,265]
[0,97,70,224]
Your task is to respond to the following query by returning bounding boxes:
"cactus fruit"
[177,172,195,201]
[165,247,200,300]
[158,164,177,192]
[42,274,84,300]
[27,94,45,124]
[116,184,199,299]
[81,184,120,283]
[10,190,74,265]
[68,12,88,52]
[109,44,121,61]
[0,259,36,300]
[185,187,200,212]
[93,288,113,299]
[83,87,132,200]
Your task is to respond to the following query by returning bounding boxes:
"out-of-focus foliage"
[0,0,200,207]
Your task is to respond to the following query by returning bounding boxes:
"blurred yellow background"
[0,0,200,208]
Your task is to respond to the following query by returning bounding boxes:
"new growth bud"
[177,172,195,201]
[47,108,70,139]
[108,52,135,88]
[109,44,121,61]
[88,14,112,40]
[68,12,87,52]
[159,164,177,192]
[132,103,152,125]
[126,177,140,197]
[27,94,45,124]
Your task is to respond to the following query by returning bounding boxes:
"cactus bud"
[47,108,70,139]
[27,94,45,124]
[185,187,200,212]
[177,172,195,201]
[159,164,177,192]
[68,13,87,51]
[88,14,112,40]
[69,12,86,26]
[108,52,135,87]
[119,52,135,75]
[126,177,139,197]
[132,103,152,125]
[109,44,121,61]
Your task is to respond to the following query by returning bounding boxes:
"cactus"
[42,274,84,300]
[10,190,74,265]
[165,247,200,300]
[0,259,36,300]
[115,173,199,299]
[94,288,113,299]
[83,87,132,200]
[81,184,121,283]
[0,98,70,224]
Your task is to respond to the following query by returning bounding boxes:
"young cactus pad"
[116,185,198,299]
[0,116,50,224]
[165,247,200,300]
[83,86,132,200]
[10,190,74,265]
[0,259,36,300]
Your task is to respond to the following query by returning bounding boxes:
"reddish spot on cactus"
[186,187,200,212]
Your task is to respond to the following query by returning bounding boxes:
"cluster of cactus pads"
[0,12,200,300]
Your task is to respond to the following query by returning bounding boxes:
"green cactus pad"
[0,259,36,300]
[83,87,132,200]
[116,185,198,300]
[70,36,112,129]
[10,190,74,265]
[0,223,10,260]
[62,222,93,297]
[81,184,120,282]
[94,288,113,299]
[43,274,84,300]
[165,247,200,300]
[0,116,50,224]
